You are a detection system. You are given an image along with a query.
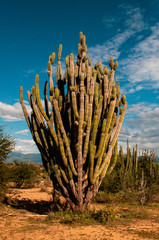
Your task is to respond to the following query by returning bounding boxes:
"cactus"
[20,32,127,212]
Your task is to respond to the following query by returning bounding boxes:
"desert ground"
[0,187,159,240]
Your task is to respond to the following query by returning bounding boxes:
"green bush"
[99,147,159,205]
[9,160,41,188]
[100,171,122,193]
[47,210,95,225]
[47,208,115,225]
[91,207,115,223]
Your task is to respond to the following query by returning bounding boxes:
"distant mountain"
[8,152,42,164]
[7,152,159,164]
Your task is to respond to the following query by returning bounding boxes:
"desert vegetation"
[0,33,159,239]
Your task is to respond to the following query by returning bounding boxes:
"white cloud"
[15,129,29,135]
[87,5,146,66]
[14,138,38,154]
[24,69,35,77]
[102,17,116,28]
[126,102,157,115]
[118,102,159,154]
[120,23,159,90]
[87,29,134,65]
[0,98,52,122]
[124,6,146,31]
[0,101,31,121]
[25,69,35,74]
[124,84,144,94]
[14,99,29,104]
[86,4,159,93]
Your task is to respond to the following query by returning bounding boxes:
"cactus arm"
[82,103,93,162]
[52,97,77,176]
[84,94,89,122]
[35,75,49,121]
[86,65,91,94]
[48,52,55,95]
[20,86,32,131]
[106,141,118,175]
[94,82,99,106]
[102,74,109,117]
[28,91,51,153]
[58,95,63,112]
[31,114,50,162]
[70,54,75,86]
[91,96,103,145]
[89,141,95,184]
[94,119,107,158]
[56,65,60,83]
[91,106,99,145]
[71,91,79,119]
[135,144,138,175]
[67,90,72,131]
[92,99,116,182]
[115,83,121,111]
[109,102,127,148]
[27,90,32,106]
[32,113,50,156]
[125,138,130,172]
[44,81,50,118]
[60,167,69,184]
[47,120,58,147]
[60,168,78,201]
[82,77,95,162]
[98,102,127,178]
[48,63,54,95]
[21,103,32,131]
[28,90,49,151]
[31,100,44,127]
[69,179,78,199]
[110,115,121,142]
[77,70,85,207]
[53,166,70,198]
[57,130,68,168]
[108,69,115,103]
[33,131,48,160]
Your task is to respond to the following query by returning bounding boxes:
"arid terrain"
[0,187,159,240]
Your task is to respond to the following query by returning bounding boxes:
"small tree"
[10,160,41,188]
[0,125,14,201]
[0,125,14,165]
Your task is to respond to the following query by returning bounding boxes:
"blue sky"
[0,0,159,155]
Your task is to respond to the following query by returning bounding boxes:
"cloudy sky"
[0,0,159,155]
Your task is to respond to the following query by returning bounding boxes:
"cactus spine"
[20,33,127,212]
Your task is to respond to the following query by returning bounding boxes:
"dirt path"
[0,188,158,240]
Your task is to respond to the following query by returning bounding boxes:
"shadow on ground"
[4,197,54,214]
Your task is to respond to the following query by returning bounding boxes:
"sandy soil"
[0,188,159,240]
[7,187,53,202]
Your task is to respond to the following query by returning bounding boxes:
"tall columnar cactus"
[20,32,127,212]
